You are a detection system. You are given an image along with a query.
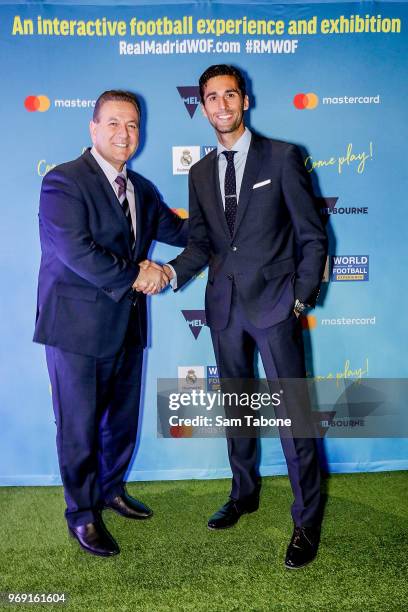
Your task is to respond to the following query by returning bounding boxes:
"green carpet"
[0,472,407,611]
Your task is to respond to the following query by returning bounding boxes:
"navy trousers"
[45,310,143,528]
[211,288,321,528]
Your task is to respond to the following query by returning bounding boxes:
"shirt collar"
[90,146,127,184]
[217,127,252,157]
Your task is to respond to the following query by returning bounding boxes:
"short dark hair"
[199,65,246,103]
[93,90,141,122]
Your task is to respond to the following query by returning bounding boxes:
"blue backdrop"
[1,0,407,485]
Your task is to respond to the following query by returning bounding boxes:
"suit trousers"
[210,286,321,528]
[45,307,143,527]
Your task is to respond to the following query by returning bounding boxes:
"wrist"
[294,299,310,316]
[163,264,175,280]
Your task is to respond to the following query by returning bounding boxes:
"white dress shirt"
[90,146,137,236]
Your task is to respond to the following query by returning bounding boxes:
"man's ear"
[201,103,208,119]
[89,120,96,144]
[243,95,249,111]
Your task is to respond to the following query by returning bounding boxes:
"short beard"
[212,115,243,135]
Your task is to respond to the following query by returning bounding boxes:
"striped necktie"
[222,150,238,236]
[115,174,136,250]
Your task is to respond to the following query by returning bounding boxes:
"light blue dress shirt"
[168,128,252,287]
[217,127,252,207]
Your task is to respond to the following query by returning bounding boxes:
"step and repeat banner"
[1,0,407,485]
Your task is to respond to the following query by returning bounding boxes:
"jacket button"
[227,274,233,280]
[231,246,238,251]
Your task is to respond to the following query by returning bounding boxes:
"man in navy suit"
[34,90,187,556]
[165,66,327,569]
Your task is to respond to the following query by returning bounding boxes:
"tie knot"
[222,150,237,163]
[115,174,127,197]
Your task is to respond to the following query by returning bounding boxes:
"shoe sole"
[207,522,237,531]
[284,554,317,570]
[103,507,153,520]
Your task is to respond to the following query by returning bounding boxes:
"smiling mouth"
[113,143,128,148]
[216,114,233,120]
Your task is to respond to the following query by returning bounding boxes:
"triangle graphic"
[317,197,338,212]
[181,310,207,339]
[177,86,200,118]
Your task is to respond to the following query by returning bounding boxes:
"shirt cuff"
[166,263,177,290]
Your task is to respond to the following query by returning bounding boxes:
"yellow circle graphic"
[172,207,189,219]
[305,93,319,109]
[37,95,51,112]
[306,315,317,329]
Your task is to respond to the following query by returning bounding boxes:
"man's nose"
[117,123,129,138]
[217,96,227,110]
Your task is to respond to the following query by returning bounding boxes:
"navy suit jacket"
[169,134,327,330]
[34,149,187,357]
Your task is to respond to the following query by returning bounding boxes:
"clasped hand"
[133,260,173,295]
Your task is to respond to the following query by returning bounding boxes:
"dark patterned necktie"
[115,175,136,250]
[222,150,238,236]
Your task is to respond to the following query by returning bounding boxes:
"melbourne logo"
[318,197,368,217]
[293,93,319,110]
[331,255,369,282]
[176,86,200,118]
[181,310,207,339]
[24,95,51,112]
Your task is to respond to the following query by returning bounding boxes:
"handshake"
[132,260,175,295]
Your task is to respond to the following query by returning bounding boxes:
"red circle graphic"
[24,96,40,112]
[293,93,307,110]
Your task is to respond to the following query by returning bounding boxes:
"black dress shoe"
[104,492,153,519]
[68,521,119,557]
[284,526,320,569]
[207,499,258,530]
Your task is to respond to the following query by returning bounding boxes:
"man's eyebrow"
[205,88,239,100]
[204,90,216,100]
[105,115,138,123]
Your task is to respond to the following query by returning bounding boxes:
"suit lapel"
[233,136,262,238]
[128,173,143,259]
[83,150,133,256]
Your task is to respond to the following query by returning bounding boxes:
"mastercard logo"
[171,207,189,219]
[24,95,51,112]
[170,424,193,438]
[300,315,317,330]
[293,93,319,110]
